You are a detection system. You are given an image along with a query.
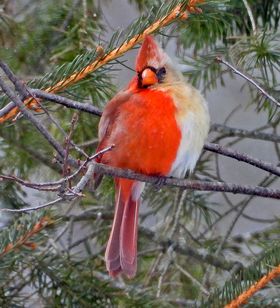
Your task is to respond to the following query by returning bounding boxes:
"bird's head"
[135,36,182,89]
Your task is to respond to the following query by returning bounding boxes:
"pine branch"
[0,215,52,259]
[225,263,280,307]
[202,243,280,307]
[0,0,204,123]
[241,0,257,34]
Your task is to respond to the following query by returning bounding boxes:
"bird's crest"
[135,36,166,72]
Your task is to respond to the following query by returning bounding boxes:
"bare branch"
[204,142,280,176]
[0,145,114,191]
[0,62,66,159]
[92,162,280,199]
[31,89,102,116]
[0,88,102,119]
[211,123,280,143]
[0,145,115,213]
[0,198,63,213]
[216,57,280,108]
[0,175,60,191]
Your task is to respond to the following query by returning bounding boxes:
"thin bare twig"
[0,145,115,194]
[31,89,102,116]
[175,263,209,296]
[0,146,115,213]
[0,198,63,213]
[0,174,60,191]
[216,57,280,108]
[204,142,280,176]
[211,123,280,143]
[0,62,66,159]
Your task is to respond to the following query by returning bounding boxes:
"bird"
[95,35,210,278]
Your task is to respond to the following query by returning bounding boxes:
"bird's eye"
[156,67,166,82]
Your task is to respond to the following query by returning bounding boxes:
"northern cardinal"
[95,36,210,278]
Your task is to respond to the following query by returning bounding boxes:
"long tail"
[105,178,144,278]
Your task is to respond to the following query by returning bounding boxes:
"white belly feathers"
[168,84,210,178]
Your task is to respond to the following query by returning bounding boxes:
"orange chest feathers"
[100,89,182,175]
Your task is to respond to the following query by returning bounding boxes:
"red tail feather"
[105,179,143,278]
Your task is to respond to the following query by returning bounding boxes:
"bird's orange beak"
[141,68,158,87]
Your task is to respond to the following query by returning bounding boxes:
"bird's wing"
[98,90,132,143]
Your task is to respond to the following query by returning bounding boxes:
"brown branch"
[92,162,280,199]
[0,0,204,123]
[2,157,279,214]
[0,174,60,191]
[216,57,280,108]
[62,113,79,178]
[0,198,64,213]
[31,89,102,116]
[225,263,280,308]
[0,87,102,119]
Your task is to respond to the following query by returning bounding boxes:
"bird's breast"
[167,83,210,177]
[101,89,182,176]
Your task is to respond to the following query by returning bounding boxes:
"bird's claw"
[154,176,168,190]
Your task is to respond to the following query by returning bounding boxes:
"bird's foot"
[154,175,169,191]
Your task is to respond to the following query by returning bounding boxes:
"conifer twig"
[225,263,280,308]
[0,217,52,258]
[0,0,204,123]
[241,0,257,34]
